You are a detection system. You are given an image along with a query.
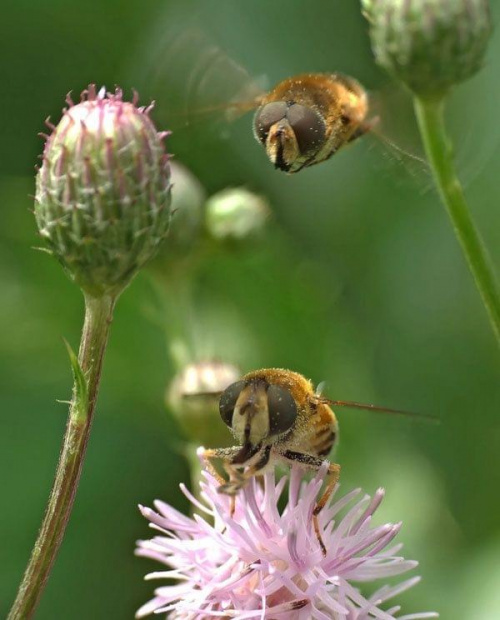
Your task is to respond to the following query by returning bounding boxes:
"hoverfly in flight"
[133,28,404,175]
[252,72,371,173]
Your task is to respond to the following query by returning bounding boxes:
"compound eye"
[219,380,246,427]
[253,102,288,143]
[286,103,326,155]
[266,385,298,436]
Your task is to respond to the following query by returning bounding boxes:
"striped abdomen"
[310,405,338,458]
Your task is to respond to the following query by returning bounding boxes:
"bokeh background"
[1,1,500,618]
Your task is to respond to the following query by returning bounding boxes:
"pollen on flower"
[135,462,438,619]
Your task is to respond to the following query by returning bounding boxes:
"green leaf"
[63,338,88,421]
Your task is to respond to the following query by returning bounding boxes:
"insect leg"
[199,446,244,517]
[218,445,271,496]
[198,446,243,487]
[231,445,272,487]
[221,446,272,516]
[280,450,341,556]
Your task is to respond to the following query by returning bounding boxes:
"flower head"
[136,463,437,619]
[205,188,269,241]
[167,360,241,447]
[35,85,172,297]
[159,161,206,256]
[362,0,492,100]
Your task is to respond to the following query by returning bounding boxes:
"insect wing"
[320,397,439,424]
[360,85,432,184]
[130,22,266,131]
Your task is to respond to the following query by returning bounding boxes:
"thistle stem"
[414,97,500,347]
[8,293,116,619]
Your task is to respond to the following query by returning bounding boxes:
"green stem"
[8,293,116,619]
[414,97,500,347]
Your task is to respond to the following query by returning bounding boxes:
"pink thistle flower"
[136,462,438,619]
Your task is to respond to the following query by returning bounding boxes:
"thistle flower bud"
[167,360,240,447]
[205,188,269,241]
[362,0,493,100]
[35,85,172,297]
[161,161,206,253]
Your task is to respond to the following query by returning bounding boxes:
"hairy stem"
[414,97,500,347]
[8,293,116,619]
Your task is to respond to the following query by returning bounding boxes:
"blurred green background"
[1,1,500,618]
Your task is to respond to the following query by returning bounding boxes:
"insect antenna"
[165,98,262,127]
[182,390,224,399]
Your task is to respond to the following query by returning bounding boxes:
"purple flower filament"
[136,463,438,619]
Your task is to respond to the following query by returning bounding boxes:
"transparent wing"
[363,85,432,185]
[319,396,439,424]
[364,77,500,189]
[128,16,266,132]
[445,65,500,188]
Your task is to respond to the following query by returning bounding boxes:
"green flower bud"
[35,85,172,297]
[167,360,240,447]
[161,161,206,253]
[205,188,269,241]
[363,0,493,99]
